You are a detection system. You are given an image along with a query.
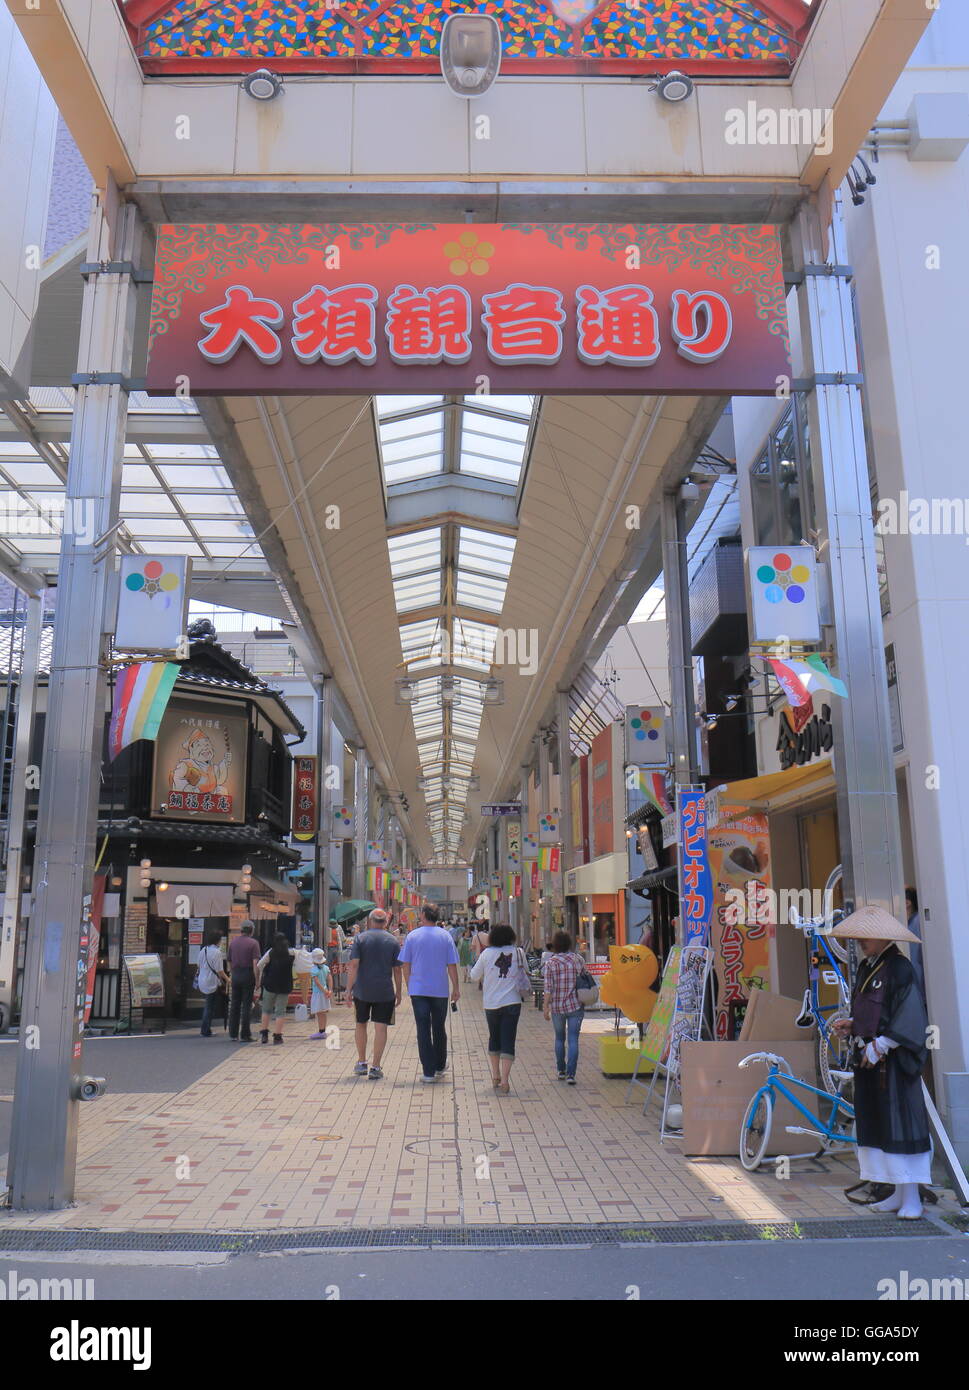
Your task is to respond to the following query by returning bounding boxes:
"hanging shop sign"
[625,705,667,766]
[709,810,772,1040]
[115,555,192,654]
[291,755,318,841]
[505,820,521,871]
[677,790,713,948]
[776,702,834,770]
[151,698,248,823]
[146,224,790,397]
[747,544,820,643]
[481,803,521,817]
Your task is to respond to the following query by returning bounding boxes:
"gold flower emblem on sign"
[443,230,495,277]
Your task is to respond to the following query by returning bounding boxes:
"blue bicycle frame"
[806,930,849,1033]
[751,1067,855,1147]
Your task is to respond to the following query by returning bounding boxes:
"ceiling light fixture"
[652,71,695,104]
[440,14,502,99]
[242,69,283,101]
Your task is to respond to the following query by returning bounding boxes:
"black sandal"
[844,1181,895,1205]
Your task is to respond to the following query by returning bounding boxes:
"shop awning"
[719,760,834,813]
[252,874,300,907]
[155,882,234,918]
[627,865,677,894]
[565,853,629,896]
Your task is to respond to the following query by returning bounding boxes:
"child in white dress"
[309,948,333,1039]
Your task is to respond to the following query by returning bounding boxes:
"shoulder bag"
[574,954,599,1007]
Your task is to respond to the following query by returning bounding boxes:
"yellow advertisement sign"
[709,809,772,1039]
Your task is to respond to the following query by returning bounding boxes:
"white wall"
[0,5,57,392]
[842,3,969,1088]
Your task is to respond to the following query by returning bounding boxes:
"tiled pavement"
[2,990,875,1232]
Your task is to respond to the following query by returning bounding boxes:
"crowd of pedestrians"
[198,909,588,1090]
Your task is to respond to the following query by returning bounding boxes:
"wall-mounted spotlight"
[242,69,283,102]
[652,71,695,104]
[440,14,502,98]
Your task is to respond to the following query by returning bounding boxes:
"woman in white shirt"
[469,924,529,1094]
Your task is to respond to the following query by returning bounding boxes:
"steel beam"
[0,587,45,1033]
[8,199,144,1210]
[661,490,700,788]
[790,202,905,922]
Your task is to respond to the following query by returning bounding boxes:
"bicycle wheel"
[821,866,849,962]
[740,1089,774,1171]
[819,1012,853,1097]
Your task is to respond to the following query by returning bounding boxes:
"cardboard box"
[680,1039,821,1156]
[739,989,816,1043]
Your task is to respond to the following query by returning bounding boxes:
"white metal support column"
[8,199,143,1210]
[661,490,700,788]
[0,578,45,1032]
[792,202,905,920]
[518,765,531,948]
[317,677,335,936]
[353,746,367,900]
[556,688,577,947]
[538,728,553,943]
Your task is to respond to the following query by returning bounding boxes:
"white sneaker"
[420,1074,436,1084]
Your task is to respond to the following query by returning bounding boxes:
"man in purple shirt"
[227,920,261,1042]
[400,904,460,1083]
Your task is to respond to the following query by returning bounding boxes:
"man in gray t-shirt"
[346,909,402,1080]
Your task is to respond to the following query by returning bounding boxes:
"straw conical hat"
[831,904,919,943]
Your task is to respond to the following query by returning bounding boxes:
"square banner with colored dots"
[538,812,560,845]
[747,544,820,643]
[331,804,355,839]
[115,555,191,654]
[625,704,667,765]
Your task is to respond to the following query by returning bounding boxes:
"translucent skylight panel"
[376,396,445,419]
[125,518,193,538]
[458,527,516,574]
[463,395,533,417]
[455,573,506,612]
[157,464,230,489]
[120,492,178,515]
[393,572,441,612]
[121,465,159,488]
[0,461,63,487]
[387,528,441,577]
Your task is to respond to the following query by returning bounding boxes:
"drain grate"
[0,1216,947,1255]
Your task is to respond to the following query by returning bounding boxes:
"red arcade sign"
[147,223,790,396]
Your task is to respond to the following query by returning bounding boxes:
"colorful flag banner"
[505,873,522,899]
[109,661,180,761]
[538,846,561,872]
[768,657,812,708]
[636,768,674,816]
[789,653,848,699]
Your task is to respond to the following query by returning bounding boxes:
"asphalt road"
[1,1235,966,1302]
[0,1028,236,1154]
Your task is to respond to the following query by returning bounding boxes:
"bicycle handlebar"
[738,1052,793,1075]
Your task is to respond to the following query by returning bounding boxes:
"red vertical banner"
[292,755,318,841]
[84,872,107,1026]
[531,862,539,890]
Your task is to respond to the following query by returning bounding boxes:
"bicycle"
[788,863,852,1095]
[738,1051,856,1171]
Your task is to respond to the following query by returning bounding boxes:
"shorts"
[354,998,394,1025]
[260,989,289,1019]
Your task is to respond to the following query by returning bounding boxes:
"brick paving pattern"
[1,993,866,1231]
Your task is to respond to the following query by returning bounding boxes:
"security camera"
[72,1075,107,1102]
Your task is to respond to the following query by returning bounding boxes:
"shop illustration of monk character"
[169,727,233,803]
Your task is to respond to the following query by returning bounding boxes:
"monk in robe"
[832,904,931,1220]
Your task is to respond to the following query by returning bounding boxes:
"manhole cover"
[405,1139,497,1157]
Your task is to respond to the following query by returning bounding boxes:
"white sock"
[897,1183,923,1219]
[870,1186,903,1213]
